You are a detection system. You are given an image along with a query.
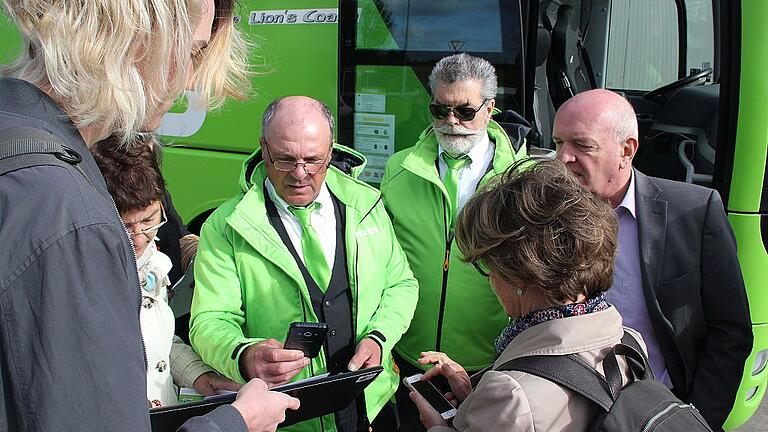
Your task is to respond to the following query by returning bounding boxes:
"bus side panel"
[161,148,248,227]
[723,1,768,428]
[161,0,340,223]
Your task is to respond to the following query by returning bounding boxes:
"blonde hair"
[192,0,250,109]
[2,0,251,142]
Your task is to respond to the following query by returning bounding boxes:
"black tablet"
[149,366,383,431]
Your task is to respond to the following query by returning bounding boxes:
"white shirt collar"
[438,131,491,165]
[265,178,333,214]
[616,169,636,218]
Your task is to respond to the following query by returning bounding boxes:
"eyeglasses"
[429,99,490,122]
[472,259,491,278]
[126,203,167,238]
[263,140,330,174]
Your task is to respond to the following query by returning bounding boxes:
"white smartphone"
[403,374,457,420]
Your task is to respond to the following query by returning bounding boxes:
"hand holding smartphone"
[283,322,328,358]
[404,374,457,420]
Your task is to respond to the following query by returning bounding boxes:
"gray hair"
[428,53,498,101]
[261,96,335,144]
[609,98,639,145]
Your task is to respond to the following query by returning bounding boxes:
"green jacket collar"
[400,118,519,187]
[229,147,381,252]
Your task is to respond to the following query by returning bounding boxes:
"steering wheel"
[643,68,713,102]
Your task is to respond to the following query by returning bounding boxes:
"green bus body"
[1,0,767,428]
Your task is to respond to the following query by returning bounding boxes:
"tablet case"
[149,366,383,431]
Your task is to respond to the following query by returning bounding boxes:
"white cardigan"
[138,242,214,407]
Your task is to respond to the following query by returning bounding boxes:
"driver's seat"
[548,4,596,109]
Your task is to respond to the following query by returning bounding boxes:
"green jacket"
[190,145,418,431]
[380,118,528,371]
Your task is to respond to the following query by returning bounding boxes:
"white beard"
[434,124,486,157]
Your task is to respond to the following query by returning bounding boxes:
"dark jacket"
[0,78,245,431]
[634,169,752,430]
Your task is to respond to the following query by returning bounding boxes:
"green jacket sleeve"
[363,202,419,356]
[190,212,264,383]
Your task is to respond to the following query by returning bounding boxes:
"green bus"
[2,0,766,428]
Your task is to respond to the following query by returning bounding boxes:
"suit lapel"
[633,170,690,391]
[634,170,667,298]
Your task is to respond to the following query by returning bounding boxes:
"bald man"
[553,89,752,431]
[190,96,418,432]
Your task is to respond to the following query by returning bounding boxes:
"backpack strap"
[496,330,652,412]
[0,127,92,187]
[497,354,615,412]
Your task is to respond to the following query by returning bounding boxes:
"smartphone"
[403,374,457,420]
[283,322,328,358]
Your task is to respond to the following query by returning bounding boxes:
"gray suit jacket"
[634,169,752,430]
[0,78,246,431]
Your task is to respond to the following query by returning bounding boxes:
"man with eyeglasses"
[380,53,529,431]
[190,96,418,432]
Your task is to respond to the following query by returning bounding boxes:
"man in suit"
[553,89,752,431]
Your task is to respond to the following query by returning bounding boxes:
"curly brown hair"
[456,159,618,305]
[91,135,165,214]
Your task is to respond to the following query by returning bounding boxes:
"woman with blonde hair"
[410,159,645,431]
[0,1,297,430]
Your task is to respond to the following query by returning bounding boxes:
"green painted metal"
[161,0,341,222]
[724,213,768,428]
[728,0,768,213]
[0,15,21,65]
[160,147,247,226]
[722,1,768,428]
[163,0,340,153]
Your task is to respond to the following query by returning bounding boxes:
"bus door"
[337,0,527,184]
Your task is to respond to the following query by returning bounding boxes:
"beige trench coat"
[430,307,645,432]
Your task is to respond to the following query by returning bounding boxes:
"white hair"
[428,53,497,100]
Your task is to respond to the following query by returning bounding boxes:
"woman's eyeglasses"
[429,99,490,122]
[472,259,491,278]
[126,203,168,238]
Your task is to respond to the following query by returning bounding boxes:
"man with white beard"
[380,53,528,431]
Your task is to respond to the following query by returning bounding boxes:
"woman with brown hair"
[410,159,644,431]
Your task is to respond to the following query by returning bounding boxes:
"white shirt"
[438,133,495,214]
[265,179,337,271]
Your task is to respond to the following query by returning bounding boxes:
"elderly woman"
[410,159,644,431]
[92,136,240,407]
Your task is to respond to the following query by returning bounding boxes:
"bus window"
[685,0,715,77]
[357,0,504,53]
[605,0,679,91]
[340,0,524,183]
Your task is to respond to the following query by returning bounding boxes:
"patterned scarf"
[495,293,610,354]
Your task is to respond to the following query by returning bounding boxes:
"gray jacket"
[0,78,245,431]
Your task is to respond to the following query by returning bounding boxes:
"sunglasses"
[429,99,490,122]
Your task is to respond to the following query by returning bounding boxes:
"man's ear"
[487,98,496,114]
[620,137,639,168]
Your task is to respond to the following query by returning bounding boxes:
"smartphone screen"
[410,379,456,415]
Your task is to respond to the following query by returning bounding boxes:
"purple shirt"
[607,170,673,387]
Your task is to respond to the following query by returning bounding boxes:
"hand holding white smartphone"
[403,374,457,420]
